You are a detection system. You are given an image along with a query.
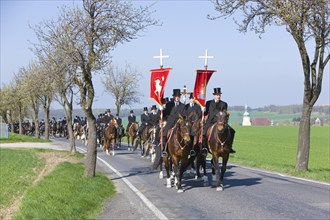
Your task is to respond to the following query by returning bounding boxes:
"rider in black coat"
[136,107,149,140]
[126,110,136,132]
[202,88,236,155]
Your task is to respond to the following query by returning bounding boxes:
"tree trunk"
[44,106,50,140]
[66,110,76,153]
[84,108,97,177]
[18,107,23,135]
[295,102,313,171]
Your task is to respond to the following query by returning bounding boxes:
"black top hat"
[116,113,119,116]
[143,107,148,111]
[164,97,169,103]
[213,88,222,95]
[106,109,111,112]
[151,105,157,110]
[189,93,194,99]
[130,110,134,113]
[172,89,181,97]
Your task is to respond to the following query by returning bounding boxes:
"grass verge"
[0,132,51,143]
[13,162,115,220]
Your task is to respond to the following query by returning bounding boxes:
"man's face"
[190,98,195,104]
[174,96,180,102]
[214,94,221,101]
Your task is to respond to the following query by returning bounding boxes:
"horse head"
[187,111,201,136]
[215,110,230,134]
[109,118,118,128]
[177,114,191,145]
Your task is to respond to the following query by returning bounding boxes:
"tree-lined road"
[66,139,330,220]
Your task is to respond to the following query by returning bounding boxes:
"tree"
[210,0,329,171]
[102,63,142,115]
[32,0,158,176]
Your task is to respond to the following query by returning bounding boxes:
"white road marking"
[77,147,168,220]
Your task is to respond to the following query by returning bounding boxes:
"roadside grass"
[0,132,51,143]
[229,126,330,182]
[0,148,45,210]
[13,162,115,220]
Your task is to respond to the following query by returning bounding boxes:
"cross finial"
[198,49,214,69]
[153,48,169,68]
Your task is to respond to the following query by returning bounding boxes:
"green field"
[229,125,330,182]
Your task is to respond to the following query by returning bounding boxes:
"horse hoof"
[166,178,171,188]
[112,152,115,156]
[216,186,224,191]
[177,189,184,193]
[159,171,164,179]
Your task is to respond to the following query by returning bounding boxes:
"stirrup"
[201,148,208,156]
[190,150,196,157]
[230,148,236,154]
[162,151,168,157]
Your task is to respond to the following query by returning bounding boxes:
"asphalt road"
[68,138,330,220]
[3,138,328,219]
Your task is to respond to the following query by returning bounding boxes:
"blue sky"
[1,0,329,110]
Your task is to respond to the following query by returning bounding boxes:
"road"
[16,138,330,220]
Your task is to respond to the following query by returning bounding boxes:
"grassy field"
[0,132,51,143]
[0,148,116,219]
[229,125,330,182]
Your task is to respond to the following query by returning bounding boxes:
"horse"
[96,123,106,148]
[127,122,139,151]
[207,110,231,191]
[116,125,125,148]
[103,118,118,156]
[73,122,88,145]
[133,125,156,158]
[166,114,191,193]
[186,112,207,185]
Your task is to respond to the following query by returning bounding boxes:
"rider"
[185,93,202,157]
[115,113,122,126]
[103,109,113,127]
[136,107,149,141]
[160,89,186,156]
[126,110,136,133]
[202,88,236,156]
[148,105,160,140]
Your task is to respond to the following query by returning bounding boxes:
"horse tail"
[152,144,162,170]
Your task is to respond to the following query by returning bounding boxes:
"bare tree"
[102,63,142,115]
[32,0,158,176]
[209,0,330,171]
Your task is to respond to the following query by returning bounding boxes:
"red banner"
[193,69,216,107]
[150,68,171,106]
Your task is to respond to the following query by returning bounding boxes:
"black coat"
[185,102,202,121]
[141,113,149,126]
[128,115,136,124]
[115,117,122,126]
[163,101,186,137]
[205,99,228,124]
[148,112,160,126]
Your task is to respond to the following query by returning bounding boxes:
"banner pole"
[160,109,163,152]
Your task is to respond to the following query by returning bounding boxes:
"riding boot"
[228,126,236,154]
[161,136,168,157]
[201,136,208,156]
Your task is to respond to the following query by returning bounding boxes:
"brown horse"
[207,110,231,191]
[186,112,207,184]
[166,115,191,193]
[127,122,139,151]
[104,118,118,156]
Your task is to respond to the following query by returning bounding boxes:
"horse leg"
[202,154,208,186]
[163,156,171,188]
[112,139,115,156]
[105,139,110,156]
[213,155,223,191]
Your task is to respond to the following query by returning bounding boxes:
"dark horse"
[164,115,191,193]
[133,125,156,158]
[127,122,139,151]
[116,125,125,148]
[207,110,231,191]
[104,118,118,156]
[186,112,207,184]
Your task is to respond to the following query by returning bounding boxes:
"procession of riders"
[8,87,236,157]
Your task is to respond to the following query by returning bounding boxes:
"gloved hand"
[159,105,163,110]
[201,106,206,112]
